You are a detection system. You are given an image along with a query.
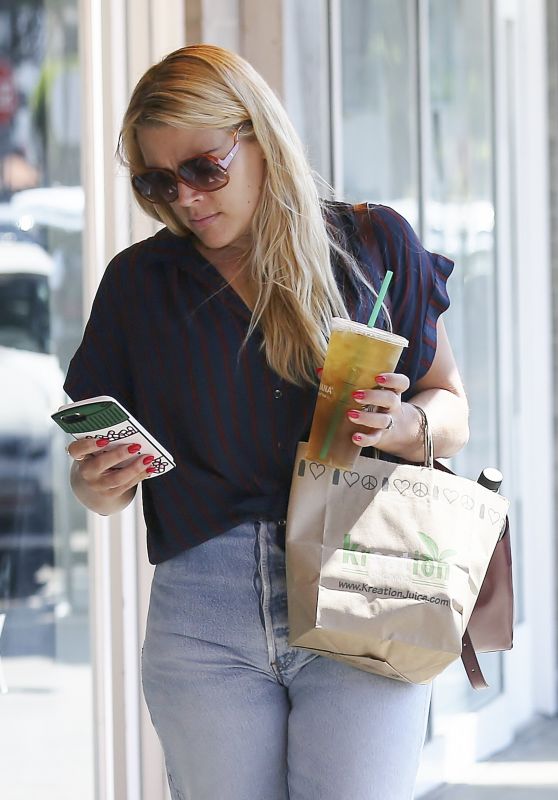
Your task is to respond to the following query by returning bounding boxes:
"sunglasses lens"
[178,157,228,192]
[132,172,178,203]
[133,155,230,203]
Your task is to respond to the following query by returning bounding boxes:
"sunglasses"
[132,126,243,204]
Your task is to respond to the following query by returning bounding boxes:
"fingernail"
[352,391,366,400]
[375,375,387,384]
[96,437,110,447]
[146,467,157,474]
[143,455,154,465]
[316,367,323,378]
[347,410,360,420]
[352,434,363,443]
[128,444,141,454]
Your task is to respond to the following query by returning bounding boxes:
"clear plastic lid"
[331,317,408,348]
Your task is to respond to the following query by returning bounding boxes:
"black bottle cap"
[477,467,503,493]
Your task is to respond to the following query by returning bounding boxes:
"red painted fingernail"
[143,455,154,465]
[353,434,363,443]
[352,391,366,400]
[128,444,141,454]
[375,375,387,384]
[146,467,157,474]
[347,410,360,420]
[96,437,110,447]
[316,367,323,378]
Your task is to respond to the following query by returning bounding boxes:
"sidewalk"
[421,715,558,799]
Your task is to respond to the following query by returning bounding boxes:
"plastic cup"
[306,318,408,470]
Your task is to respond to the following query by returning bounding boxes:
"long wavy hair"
[118,44,380,386]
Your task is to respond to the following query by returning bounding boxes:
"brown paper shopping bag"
[285,442,509,684]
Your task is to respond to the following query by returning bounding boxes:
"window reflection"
[340,0,419,226]
[0,2,92,797]
[425,0,502,709]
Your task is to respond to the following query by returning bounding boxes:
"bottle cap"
[478,467,503,492]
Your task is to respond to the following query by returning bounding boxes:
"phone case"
[51,395,175,478]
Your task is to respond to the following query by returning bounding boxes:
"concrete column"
[184,0,284,99]
[239,0,283,97]
[186,0,241,54]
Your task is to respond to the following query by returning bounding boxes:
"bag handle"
[461,630,489,689]
[409,404,434,468]
[410,403,493,689]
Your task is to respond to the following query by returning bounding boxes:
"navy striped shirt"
[64,202,453,563]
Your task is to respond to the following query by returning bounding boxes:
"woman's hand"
[67,438,154,515]
[343,319,469,461]
[346,372,411,449]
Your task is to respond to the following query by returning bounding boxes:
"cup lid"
[331,317,408,348]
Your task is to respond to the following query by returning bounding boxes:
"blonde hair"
[119,44,377,386]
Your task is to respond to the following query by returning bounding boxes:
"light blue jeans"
[142,521,431,800]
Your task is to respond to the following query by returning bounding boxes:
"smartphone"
[51,395,175,478]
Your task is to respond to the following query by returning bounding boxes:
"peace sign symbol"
[361,475,378,491]
[461,494,474,511]
[413,481,428,498]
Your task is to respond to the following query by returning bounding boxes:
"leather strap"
[461,629,488,690]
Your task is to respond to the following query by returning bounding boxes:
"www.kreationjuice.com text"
[337,581,450,606]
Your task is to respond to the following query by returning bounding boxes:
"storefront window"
[425,0,502,708]
[340,0,419,227]
[0,2,92,797]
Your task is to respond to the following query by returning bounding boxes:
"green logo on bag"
[342,533,372,566]
[413,532,457,584]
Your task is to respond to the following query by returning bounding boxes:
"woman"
[65,44,468,800]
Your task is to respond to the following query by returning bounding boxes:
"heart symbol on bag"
[343,471,360,487]
[394,479,410,495]
[488,508,501,525]
[310,462,326,480]
[443,488,459,504]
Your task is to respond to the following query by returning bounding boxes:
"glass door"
[0,2,92,798]
[424,0,504,710]
[337,0,420,227]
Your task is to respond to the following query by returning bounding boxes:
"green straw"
[367,270,393,327]
[318,270,394,462]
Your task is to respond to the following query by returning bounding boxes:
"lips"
[189,213,220,228]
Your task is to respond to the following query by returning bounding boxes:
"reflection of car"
[10,186,84,232]
[0,237,64,597]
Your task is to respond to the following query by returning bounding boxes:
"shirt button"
[274,389,282,399]
[277,519,287,527]
[277,441,282,449]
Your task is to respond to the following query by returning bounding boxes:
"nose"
[175,180,203,206]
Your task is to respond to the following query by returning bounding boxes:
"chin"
[196,235,232,250]
[198,229,244,251]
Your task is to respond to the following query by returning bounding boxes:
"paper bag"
[286,443,510,684]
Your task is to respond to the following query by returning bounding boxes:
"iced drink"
[306,318,408,470]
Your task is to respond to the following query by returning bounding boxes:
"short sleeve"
[63,252,135,408]
[357,203,454,389]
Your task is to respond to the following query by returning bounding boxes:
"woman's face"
[136,125,266,253]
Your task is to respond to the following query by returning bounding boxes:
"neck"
[194,239,258,311]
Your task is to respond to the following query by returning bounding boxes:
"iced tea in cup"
[306,319,408,470]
